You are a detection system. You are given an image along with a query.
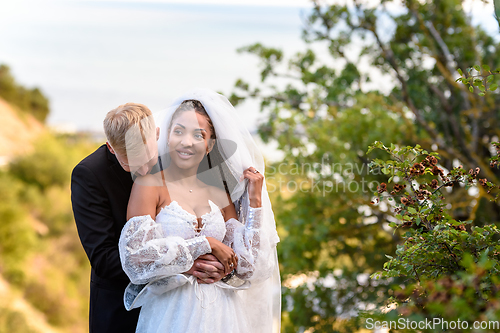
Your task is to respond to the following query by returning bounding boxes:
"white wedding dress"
[119,200,269,333]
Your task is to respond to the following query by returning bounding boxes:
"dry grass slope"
[0,275,63,333]
[0,97,45,160]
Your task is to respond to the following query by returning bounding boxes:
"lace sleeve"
[223,207,273,282]
[119,215,211,284]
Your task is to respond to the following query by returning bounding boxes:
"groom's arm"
[71,163,129,281]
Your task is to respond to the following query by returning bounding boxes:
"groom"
[71,103,225,333]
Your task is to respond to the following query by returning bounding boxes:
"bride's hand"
[206,237,238,274]
[242,166,264,208]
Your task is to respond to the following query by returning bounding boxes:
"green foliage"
[9,135,69,190]
[369,142,500,280]
[230,0,500,331]
[455,1,500,97]
[10,134,94,236]
[0,131,97,331]
[0,307,37,333]
[9,134,94,191]
[0,171,37,285]
[0,64,50,122]
[257,90,410,330]
[237,43,283,82]
[23,276,82,327]
[366,142,500,331]
[456,65,500,96]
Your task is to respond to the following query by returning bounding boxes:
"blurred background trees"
[0,69,96,332]
[230,0,500,331]
[0,64,50,123]
[0,132,96,332]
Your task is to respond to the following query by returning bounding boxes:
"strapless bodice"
[156,200,226,242]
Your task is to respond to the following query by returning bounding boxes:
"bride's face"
[167,109,213,170]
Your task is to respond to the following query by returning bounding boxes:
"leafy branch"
[365,141,500,325]
[456,65,500,96]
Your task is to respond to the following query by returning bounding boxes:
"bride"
[118,89,281,332]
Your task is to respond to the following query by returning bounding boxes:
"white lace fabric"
[119,200,221,285]
[223,207,274,281]
[119,200,271,332]
[120,198,273,285]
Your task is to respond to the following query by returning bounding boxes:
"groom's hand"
[185,254,225,284]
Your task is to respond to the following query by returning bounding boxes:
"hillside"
[0,97,45,164]
[0,98,67,333]
[0,97,94,333]
[0,275,62,333]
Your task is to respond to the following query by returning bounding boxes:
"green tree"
[230,0,500,331]
[9,134,81,191]
[0,171,37,285]
[366,142,500,331]
[0,64,50,122]
[0,307,37,333]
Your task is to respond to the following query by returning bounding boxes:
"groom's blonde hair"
[104,103,155,157]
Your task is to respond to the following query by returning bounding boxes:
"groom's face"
[108,128,160,176]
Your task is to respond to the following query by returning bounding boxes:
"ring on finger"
[253,169,259,174]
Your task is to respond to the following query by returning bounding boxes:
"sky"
[0,0,498,138]
[0,0,312,135]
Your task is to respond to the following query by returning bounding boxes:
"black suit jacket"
[71,144,140,333]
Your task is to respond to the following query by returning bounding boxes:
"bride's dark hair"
[168,99,238,197]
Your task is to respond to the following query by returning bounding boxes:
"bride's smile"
[176,149,194,158]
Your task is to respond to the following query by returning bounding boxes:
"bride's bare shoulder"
[128,173,165,219]
[133,172,164,187]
